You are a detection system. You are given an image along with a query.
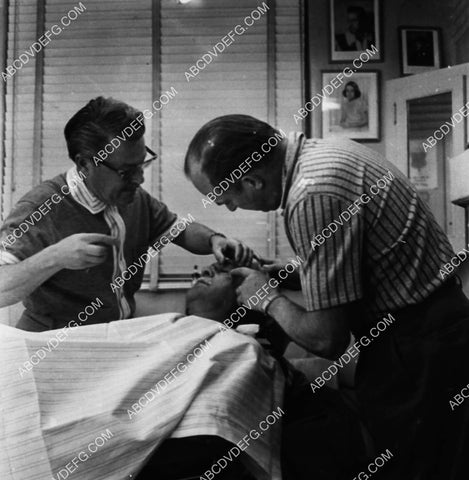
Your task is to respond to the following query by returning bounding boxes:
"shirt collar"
[280,132,304,211]
[66,166,107,214]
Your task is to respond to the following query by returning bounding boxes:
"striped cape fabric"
[0,314,285,480]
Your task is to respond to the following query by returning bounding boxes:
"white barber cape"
[0,313,285,480]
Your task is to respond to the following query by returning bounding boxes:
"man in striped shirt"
[185,114,469,479]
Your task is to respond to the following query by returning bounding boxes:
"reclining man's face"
[187,262,288,354]
[186,263,238,321]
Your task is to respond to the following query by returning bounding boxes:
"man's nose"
[130,168,144,185]
[214,197,237,211]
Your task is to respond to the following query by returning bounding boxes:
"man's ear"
[75,154,90,175]
[241,173,264,190]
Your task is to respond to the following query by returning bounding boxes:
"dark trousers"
[355,278,469,479]
[281,383,370,480]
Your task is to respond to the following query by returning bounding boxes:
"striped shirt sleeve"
[288,194,363,311]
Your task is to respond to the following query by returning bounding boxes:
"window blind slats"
[275,0,302,261]
[4,1,39,213]
[158,0,272,277]
[4,0,303,284]
[41,0,153,183]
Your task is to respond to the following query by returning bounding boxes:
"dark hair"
[64,96,145,162]
[343,81,361,99]
[183,114,281,187]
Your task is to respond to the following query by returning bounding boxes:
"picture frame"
[329,0,382,63]
[321,70,380,141]
[399,26,442,75]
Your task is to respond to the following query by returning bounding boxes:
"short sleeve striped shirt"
[281,133,455,318]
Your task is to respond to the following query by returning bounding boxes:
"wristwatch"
[260,293,284,316]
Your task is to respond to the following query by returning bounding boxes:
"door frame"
[384,63,469,250]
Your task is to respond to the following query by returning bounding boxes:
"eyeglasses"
[98,146,158,181]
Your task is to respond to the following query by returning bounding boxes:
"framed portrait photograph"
[321,70,380,141]
[399,27,442,75]
[330,0,382,62]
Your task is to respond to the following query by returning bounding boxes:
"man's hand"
[230,267,279,312]
[211,235,255,266]
[51,233,118,270]
[233,267,351,360]
[259,257,301,290]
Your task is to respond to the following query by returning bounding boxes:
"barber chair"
[135,436,256,480]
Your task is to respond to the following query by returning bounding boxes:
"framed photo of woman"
[321,70,380,141]
[330,0,382,62]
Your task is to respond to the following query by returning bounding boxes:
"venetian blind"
[157,0,302,279]
[4,0,303,289]
[41,0,153,182]
[274,0,302,261]
[3,0,39,217]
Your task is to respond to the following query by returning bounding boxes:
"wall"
[135,290,186,317]
[455,30,469,65]
[306,0,453,156]
[451,0,469,64]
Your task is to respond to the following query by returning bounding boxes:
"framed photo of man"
[321,70,380,141]
[330,0,382,62]
[399,27,442,75]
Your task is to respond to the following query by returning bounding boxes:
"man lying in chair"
[138,261,371,480]
[2,266,369,480]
